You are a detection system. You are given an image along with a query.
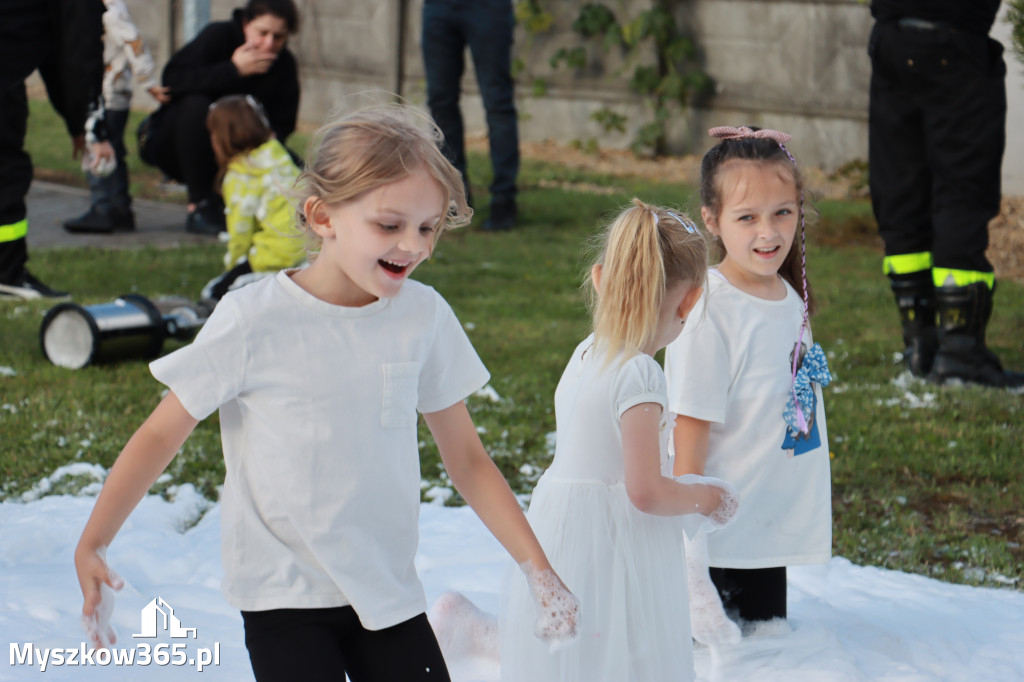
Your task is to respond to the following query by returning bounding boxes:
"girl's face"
[702,161,799,297]
[300,167,444,307]
[243,14,289,54]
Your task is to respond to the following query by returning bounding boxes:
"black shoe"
[482,199,517,232]
[63,205,135,233]
[0,270,69,300]
[185,200,226,237]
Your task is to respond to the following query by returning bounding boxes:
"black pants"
[0,80,32,283]
[422,0,519,204]
[709,566,787,622]
[149,94,219,206]
[241,607,450,682]
[867,20,1005,273]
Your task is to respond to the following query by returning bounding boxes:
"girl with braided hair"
[665,126,833,639]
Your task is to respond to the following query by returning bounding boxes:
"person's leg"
[343,612,451,682]
[151,95,224,234]
[922,30,1003,278]
[465,0,519,225]
[709,567,787,623]
[66,108,135,232]
[916,30,1021,387]
[422,0,470,198]
[171,95,220,207]
[0,81,33,286]
[242,607,349,682]
[105,108,133,215]
[0,81,65,298]
[868,21,939,375]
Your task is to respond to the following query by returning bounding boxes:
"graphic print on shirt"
[781,339,831,455]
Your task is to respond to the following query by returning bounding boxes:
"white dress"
[500,336,694,682]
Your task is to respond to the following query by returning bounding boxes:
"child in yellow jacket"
[201,94,306,302]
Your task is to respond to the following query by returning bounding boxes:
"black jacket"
[0,0,107,139]
[160,8,300,143]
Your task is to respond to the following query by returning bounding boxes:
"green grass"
[4,99,1022,592]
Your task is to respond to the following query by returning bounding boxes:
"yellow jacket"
[222,138,306,272]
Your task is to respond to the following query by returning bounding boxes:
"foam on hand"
[80,559,124,650]
[676,473,740,530]
[521,561,580,653]
[81,151,117,178]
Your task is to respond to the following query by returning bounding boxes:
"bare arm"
[425,401,579,644]
[622,403,723,516]
[75,391,199,616]
[424,401,552,572]
[672,414,711,476]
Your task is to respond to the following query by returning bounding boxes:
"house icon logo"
[133,597,197,639]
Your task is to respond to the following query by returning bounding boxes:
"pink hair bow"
[708,126,791,145]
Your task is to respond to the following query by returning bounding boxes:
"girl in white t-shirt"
[499,199,739,682]
[74,106,578,681]
[665,126,833,640]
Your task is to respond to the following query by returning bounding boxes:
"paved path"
[25,180,214,250]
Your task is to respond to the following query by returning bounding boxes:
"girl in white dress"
[500,199,740,682]
[666,126,833,636]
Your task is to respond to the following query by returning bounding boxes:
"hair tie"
[708,125,791,145]
[664,210,698,234]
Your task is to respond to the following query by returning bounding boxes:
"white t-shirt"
[150,271,489,629]
[664,270,832,568]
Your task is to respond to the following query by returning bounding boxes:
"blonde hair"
[586,199,709,361]
[295,105,472,254]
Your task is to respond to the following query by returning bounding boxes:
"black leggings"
[709,566,787,622]
[242,607,450,682]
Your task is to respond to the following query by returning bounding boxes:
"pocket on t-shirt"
[381,361,421,428]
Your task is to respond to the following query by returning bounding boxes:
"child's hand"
[147,85,171,105]
[75,546,124,649]
[520,561,580,652]
[676,474,740,528]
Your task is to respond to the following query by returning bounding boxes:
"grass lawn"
[3,99,1022,592]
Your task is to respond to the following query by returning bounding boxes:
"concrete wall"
[121,0,1024,193]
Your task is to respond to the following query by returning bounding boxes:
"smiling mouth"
[754,246,781,255]
[379,259,409,274]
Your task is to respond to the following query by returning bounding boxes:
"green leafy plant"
[1008,0,1024,66]
[522,1,714,155]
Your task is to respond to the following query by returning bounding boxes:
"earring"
[679,317,686,326]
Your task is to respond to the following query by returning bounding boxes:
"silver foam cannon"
[40,294,209,369]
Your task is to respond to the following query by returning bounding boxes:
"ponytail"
[587,199,708,363]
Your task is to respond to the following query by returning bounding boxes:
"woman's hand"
[231,43,277,76]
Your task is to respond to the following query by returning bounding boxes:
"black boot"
[930,282,1024,389]
[889,272,937,377]
[63,205,135,233]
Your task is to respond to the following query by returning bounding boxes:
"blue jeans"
[422,0,519,204]
[88,108,131,213]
